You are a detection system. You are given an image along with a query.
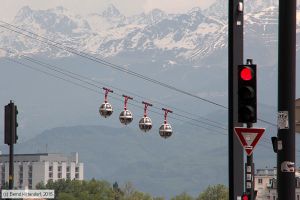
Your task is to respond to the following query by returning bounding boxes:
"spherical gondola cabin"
[139,116,152,132]
[159,123,172,138]
[99,102,113,118]
[119,109,133,125]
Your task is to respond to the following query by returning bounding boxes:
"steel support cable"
[4,57,283,151]
[25,55,226,127]
[0,21,227,109]
[1,47,227,131]
[22,58,227,131]
[0,21,277,128]
[22,57,227,130]
[3,57,228,136]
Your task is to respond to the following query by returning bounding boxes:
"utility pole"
[229,0,244,199]
[277,0,296,199]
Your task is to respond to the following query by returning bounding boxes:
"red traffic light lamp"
[240,67,254,81]
[242,193,249,200]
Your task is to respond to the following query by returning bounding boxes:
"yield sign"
[234,127,265,156]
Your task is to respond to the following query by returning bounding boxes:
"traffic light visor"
[240,67,253,81]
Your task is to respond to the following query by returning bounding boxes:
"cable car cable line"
[2,57,282,151]
[0,47,227,131]
[0,21,227,109]
[3,56,228,135]
[3,57,282,151]
[0,21,277,128]
[24,54,226,127]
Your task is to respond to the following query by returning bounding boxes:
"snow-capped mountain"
[0,0,295,61]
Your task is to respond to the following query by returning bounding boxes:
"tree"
[36,179,115,200]
[120,182,152,200]
[36,181,46,189]
[58,192,76,200]
[33,179,175,200]
[153,198,165,200]
[171,192,194,200]
[197,184,228,200]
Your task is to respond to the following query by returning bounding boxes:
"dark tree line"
[34,179,228,200]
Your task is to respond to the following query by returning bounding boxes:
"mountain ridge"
[0,0,287,61]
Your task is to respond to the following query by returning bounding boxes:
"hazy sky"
[0,0,216,22]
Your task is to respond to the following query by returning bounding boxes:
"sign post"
[296,98,300,133]
[234,126,265,200]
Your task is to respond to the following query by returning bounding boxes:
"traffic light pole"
[229,0,244,199]
[245,123,254,200]
[9,141,14,190]
[277,0,296,200]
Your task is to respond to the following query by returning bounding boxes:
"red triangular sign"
[234,127,265,156]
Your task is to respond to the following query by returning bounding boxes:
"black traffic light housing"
[4,101,18,145]
[271,137,278,153]
[238,60,257,123]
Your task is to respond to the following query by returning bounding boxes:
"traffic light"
[238,62,257,123]
[242,193,249,200]
[4,101,18,145]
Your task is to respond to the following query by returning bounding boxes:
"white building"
[0,152,84,189]
[255,168,277,200]
[255,167,300,200]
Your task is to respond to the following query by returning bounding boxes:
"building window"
[75,167,79,173]
[58,166,62,172]
[19,165,23,171]
[297,195,299,200]
[75,173,79,179]
[49,166,53,171]
[269,179,273,184]
[19,179,23,186]
[28,165,32,172]
[66,166,70,172]
[66,173,71,179]
[258,179,263,184]
[19,171,23,178]
[49,172,53,178]
[2,165,5,182]
[28,170,32,178]
[58,173,62,179]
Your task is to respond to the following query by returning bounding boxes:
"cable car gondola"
[99,102,113,118]
[159,108,173,139]
[119,95,133,125]
[99,87,113,118]
[139,101,153,132]
[159,123,172,138]
[119,109,133,125]
[139,116,152,132]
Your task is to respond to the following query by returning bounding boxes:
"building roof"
[0,152,79,163]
